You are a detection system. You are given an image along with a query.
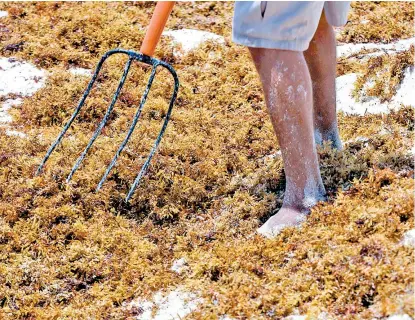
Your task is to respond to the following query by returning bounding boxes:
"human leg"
[304,12,342,149]
[249,48,326,238]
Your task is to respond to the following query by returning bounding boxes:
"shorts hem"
[232,34,309,52]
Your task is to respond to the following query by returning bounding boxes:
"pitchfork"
[36,1,179,202]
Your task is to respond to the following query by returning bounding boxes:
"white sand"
[128,288,201,320]
[392,66,415,106]
[0,58,46,97]
[0,58,45,136]
[69,67,92,77]
[170,257,187,274]
[401,229,415,247]
[0,98,23,123]
[336,67,414,115]
[336,73,389,115]
[336,37,414,115]
[337,37,415,58]
[6,130,26,138]
[387,315,413,320]
[163,28,225,56]
[284,316,307,320]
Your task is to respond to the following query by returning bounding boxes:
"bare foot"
[257,182,326,239]
[257,206,307,238]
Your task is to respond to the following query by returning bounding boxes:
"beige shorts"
[232,1,351,51]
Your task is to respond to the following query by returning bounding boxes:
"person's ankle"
[257,182,326,238]
[324,126,342,150]
[314,124,342,150]
[283,182,327,214]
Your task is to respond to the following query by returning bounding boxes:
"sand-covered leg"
[305,13,342,150]
[249,48,327,239]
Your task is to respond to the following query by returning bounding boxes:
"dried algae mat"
[0,2,414,319]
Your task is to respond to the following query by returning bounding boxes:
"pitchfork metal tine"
[66,57,133,183]
[35,53,109,176]
[125,67,179,202]
[96,64,158,192]
[36,48,179,201]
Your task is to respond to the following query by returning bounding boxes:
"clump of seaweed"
[0,2,413,319]
[336,44,414,102]
[0,2,233,69]
[339,1,414,43]
[352,46,414,102]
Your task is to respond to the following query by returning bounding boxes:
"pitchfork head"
[36,48,179,202]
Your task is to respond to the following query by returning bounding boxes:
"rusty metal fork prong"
[96,64,158,192]
[35,53,109,176]
[66,57,133,183]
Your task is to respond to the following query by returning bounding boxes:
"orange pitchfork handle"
[140,1,175,57]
